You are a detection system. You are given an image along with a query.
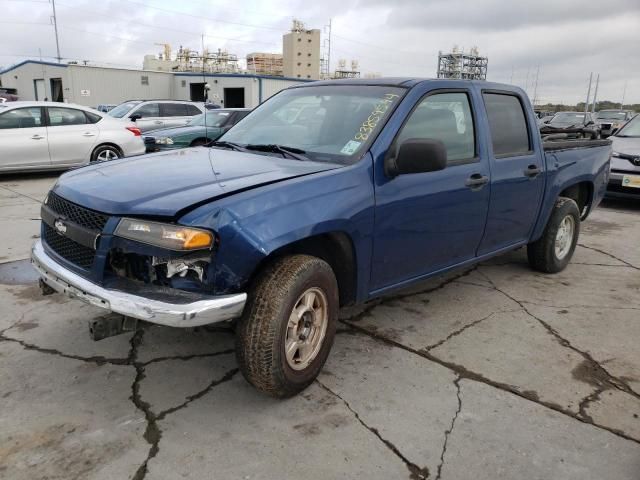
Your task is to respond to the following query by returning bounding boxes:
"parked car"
[595,110,635,138]
[0,88,18,102]
[143,108,250,152]
[606,114,640,198]
[0,101,145,173]
[107,100,205,132]
[31,78,611,397]
[541,111,600,139]
[96,104,117,113]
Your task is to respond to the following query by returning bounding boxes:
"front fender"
[179,157,375,298]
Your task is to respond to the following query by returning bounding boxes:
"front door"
[477,92,545,255]
[46,107,98,165]
[0,107,50,169]
[371,90,490,293]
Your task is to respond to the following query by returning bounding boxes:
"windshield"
[596,111,627,120]
[616,115,640,137]
[188,111,231,127]
[108,101,141,118]
[219,85,406,164]
[551,113,585,124]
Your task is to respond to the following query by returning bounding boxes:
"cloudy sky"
[1,0,639,104]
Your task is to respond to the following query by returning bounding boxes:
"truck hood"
[54,148,341,217]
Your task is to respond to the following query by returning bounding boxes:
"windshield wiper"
[209,140,250,152]
[245,144,309,161]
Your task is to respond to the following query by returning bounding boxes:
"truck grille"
[43,223,96,270]
[46,191,109,232]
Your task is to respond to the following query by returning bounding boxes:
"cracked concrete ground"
[1,174,639,479]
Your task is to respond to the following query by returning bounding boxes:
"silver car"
[107,100,205,132]
[607,114,640,198]
[0,101,146,173]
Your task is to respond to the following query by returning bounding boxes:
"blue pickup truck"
[32,78,611,397]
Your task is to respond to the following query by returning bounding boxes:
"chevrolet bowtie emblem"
[54,219,67,235]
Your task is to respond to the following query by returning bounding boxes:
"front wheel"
[236,255,338,398]
[527,197,580,273]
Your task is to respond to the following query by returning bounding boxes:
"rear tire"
[91,145,122,162]
[236,255,339,398]
[527,197,580,273]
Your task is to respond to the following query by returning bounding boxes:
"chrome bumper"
[31,240,246,327]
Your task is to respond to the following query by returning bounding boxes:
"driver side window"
[396,92,476,165]
[134,103,160,118]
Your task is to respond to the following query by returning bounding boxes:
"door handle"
[465,173,489,189]
[31,134,45,140]
[154,120,163,124]
[82,132,96,137]
[524,164,542,178]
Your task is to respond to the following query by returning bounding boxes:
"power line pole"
[583,72,593,120]
[50,0,62,63]
[591,74,599,113]
[620,80,627,109]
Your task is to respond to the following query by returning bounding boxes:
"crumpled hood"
[54,148,341,217]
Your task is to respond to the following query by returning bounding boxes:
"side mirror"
[543,119,551,124]
[129,114,141,121]
[385,138,447,178]
[585,120,595,126]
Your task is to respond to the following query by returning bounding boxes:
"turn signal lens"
[115,219,214,251]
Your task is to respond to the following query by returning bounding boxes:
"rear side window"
[483,93,531,157]
[396,91,476,164]
[185,104,202,115]
[161,103,188,117]
[47,107,87,126]
[85,111,102,124]
[0,107,43,129]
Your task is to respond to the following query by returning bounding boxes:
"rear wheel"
[527,197,580,273]
[91,145,121,162]
[236,255,338,398]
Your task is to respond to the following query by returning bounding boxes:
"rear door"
[46,107,99,165]
[476,91,545,255]
[160,103,194,129]
[0,106,50,169]
[371,88,491,292]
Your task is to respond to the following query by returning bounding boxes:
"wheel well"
[559,181,593,218]
[253,232,358,307]
[93,143,123,157]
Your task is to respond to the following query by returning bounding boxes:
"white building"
[0,60,311,108]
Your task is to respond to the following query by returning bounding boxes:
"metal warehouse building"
[0,60,310,108]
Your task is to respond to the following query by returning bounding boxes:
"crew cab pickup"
[32,78,612,397]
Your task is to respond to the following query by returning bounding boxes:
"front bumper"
[606,171,640,199]
[31,240,246,327]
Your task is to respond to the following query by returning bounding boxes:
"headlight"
[115,219,213,250]
[155,137,174,145]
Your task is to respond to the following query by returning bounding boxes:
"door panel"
[0,107,50,169]
[371,90,490,292]
[477,92,545,255]
[46,107,98,165]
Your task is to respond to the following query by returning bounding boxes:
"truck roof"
[295,77,522,91]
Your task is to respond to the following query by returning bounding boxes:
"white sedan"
[0,101,146,173]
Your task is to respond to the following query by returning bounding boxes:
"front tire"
[527,197,580,273]
[91,145,122,162]
[236,255,339,398]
